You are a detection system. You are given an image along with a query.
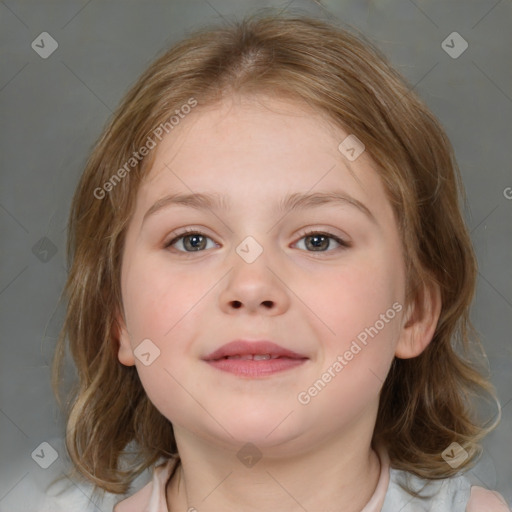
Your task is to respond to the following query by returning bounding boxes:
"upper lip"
[203,340,308,361]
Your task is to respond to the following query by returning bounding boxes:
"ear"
[115,306,135,366]
[395,279,442,359]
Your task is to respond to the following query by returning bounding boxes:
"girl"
[50,12,510,512]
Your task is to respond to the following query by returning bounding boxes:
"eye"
[164,228,350,254]
[165,229,218,253]
[294,230,350,252]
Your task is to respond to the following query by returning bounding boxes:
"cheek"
[120,255,215,417]
[297,302,399,426]
[302,252,402,345]
[301,251,402,413]
[297,251,402,403]
[122,252,209,342]
[121,256,205,423]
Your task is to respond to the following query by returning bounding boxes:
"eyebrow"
[142,190,377,225]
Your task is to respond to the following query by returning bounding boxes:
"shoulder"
[466,486,510,511]
[382,468,510,512]
[6,471,125,512]
[34,461,156,511]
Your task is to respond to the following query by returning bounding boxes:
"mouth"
[203,340,308,377]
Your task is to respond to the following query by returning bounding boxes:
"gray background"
[1,0,511,509]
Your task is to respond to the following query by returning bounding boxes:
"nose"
[218,251,290,316]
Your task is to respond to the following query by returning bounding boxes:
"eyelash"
[164,227,350,255]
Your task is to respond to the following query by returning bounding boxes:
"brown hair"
[52,11,499,496]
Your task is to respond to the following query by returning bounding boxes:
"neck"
[166,419,382,512]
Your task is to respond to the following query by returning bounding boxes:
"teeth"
[225,354,279,361]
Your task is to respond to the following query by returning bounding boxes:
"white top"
[18,443,507,511]
[111,445,510,512]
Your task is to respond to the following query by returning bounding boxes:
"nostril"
[229,300,274,309]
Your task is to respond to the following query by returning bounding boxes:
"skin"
[116,94,441,512]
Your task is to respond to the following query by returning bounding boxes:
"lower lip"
[205,357,307,377]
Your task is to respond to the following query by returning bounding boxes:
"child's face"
[117,94,409,452]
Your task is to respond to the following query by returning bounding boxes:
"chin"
[216,411,305,448]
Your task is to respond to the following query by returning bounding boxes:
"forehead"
[134,94,392,223]
[148,95,343,171]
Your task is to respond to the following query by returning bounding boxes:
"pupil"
[186,235,205,251]
[308,235,328,251]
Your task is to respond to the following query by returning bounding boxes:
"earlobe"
[115,310,135,366]
[395,280,442,359]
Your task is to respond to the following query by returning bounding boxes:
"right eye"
[165,229,219,253]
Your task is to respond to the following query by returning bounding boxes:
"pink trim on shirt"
[361,444,391,511]
[114,459,178,512]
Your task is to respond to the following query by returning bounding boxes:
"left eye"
[165,230,348,253]
[294,231,348,252]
